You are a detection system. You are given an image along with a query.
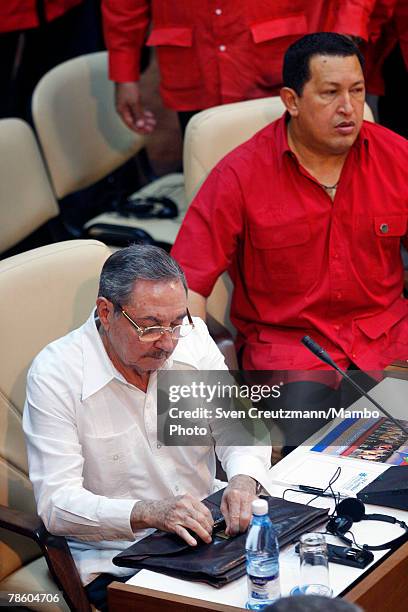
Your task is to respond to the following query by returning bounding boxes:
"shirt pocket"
[248,15,308,85]
[248,220,316,292]
[250,15,308,43]
[373,215,407,238]
[354,296,408,340]
[356,214,407,278]
[81,426,141,497]
[146,27,197,91]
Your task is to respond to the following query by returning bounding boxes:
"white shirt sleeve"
[193,318,272,491]
[23,372,136,542]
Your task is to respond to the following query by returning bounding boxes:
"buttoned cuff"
[96,498,138,541]
[108,50,141,82]
[225,452,272,495]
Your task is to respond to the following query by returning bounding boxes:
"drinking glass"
[299,533,332,597]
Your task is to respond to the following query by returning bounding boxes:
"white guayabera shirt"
[23,311,271,585]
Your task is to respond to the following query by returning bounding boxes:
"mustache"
[144,349,172,359]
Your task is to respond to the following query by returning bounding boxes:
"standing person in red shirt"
[171,33,408,445]
[0,0,83,32]
[0,1,103,121]
[102,1,379,135]
[365,0,408,137]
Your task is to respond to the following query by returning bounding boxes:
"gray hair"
[98,244,187,311]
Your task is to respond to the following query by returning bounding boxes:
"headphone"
[120,196,178,219]
[327,497,408,551]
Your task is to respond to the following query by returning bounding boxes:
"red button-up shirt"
[102,0,377,111]
[0,0,82,33]
[365,0,408,95]
[172,115,408,371]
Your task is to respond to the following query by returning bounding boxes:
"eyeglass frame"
[118,305,195,342]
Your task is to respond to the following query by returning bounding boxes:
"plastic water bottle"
[245,498,280,610]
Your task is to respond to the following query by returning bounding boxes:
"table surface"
[109,376,408,611]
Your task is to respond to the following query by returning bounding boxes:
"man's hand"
[115,82,156,134]
[131,493,214,546]
[221,474,258,536]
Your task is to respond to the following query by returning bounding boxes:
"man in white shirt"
[23,244,271,609]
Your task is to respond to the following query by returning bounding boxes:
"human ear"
[280,87,299,117]
[96,297,114,330]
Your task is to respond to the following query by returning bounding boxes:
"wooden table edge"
[108,541,408,611]
[108,581,246,611]
[343,540,408,609]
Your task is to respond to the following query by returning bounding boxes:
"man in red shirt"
[102,1,379,135]
[172,32,408,447]
[172,32,408,391]
[0,1,103,121]
[365,0,408,137]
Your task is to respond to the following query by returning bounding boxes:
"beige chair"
[183,96,375,338]
[32,52,145,200]
[32,51,186,246]
[0,119,60,257]
[0,239,111,611]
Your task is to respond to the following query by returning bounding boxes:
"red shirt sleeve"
[102,0,151,82]
[367,0,397,42]
[395,0,408,69]
[171,163,245,298]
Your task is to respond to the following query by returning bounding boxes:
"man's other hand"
[131,493,214,545]
[221,474,257,536]
[115,82,156,134]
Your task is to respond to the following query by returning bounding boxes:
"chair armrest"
[0,504,44,539]
[206,313,238,370]
[0,504,90,612]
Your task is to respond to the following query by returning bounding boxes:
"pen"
[297,485,348,499]
[269,479,351,498]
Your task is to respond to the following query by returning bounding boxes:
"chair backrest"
[0,119,59,255]
[184,96,375,201]
[32,51,146,199]
[183,96,375,332]
[0,239,110,579]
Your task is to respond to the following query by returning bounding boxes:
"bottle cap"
[251,498,268,516]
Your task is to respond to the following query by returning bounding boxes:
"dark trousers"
[178,110,200,137]
[378,44,408,139]
[85,572,136,611]
[246,369,377,452]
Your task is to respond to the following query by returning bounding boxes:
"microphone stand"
[301,335,408,437]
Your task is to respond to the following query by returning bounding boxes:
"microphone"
[301,335,408,436]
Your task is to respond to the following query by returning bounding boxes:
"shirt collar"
[276,112,292,172]
[81,310,200,400]
[81,309,120,400]
[276,112,370,170]
[355,121,370,153]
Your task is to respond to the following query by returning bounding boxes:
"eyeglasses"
[120,307,195,342]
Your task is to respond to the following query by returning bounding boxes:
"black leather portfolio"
[357,466,408,510]
[113,489,329,587]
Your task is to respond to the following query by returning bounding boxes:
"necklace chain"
[320,181,339,191]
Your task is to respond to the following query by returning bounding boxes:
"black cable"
[306,466,341,507]
[345,529,364,550]
[282,466,342,506]
[282,487,302,500]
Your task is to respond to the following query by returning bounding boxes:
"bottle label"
[248,573,280,600]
